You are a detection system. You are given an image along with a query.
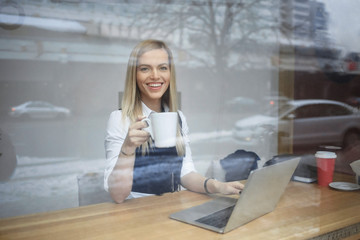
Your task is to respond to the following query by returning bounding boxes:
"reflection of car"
[9,101,71,119]
[343,52,360,73]
[225,95,289,114]
[347,96,360,108]
[263,95,290,109]
[233,99,360,149]
[225,97,259,111]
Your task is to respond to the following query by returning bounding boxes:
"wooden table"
[0,181,359,240]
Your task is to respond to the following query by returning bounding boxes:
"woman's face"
[136,48,170,107]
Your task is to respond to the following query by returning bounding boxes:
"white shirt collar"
[141,101,169,117]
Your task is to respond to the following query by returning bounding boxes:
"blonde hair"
[121,39,185,156]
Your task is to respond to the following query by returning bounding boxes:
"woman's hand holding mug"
[142,112,178,148]
[122,116,150,155]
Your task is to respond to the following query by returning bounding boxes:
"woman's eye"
[139,67,149,72]
[160,66,168,71]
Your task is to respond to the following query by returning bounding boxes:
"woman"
[105,39,243,203]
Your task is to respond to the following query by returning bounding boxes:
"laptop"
[264,154,317,183]
[170,157,300,233]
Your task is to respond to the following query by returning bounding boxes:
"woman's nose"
[150,69,159,79]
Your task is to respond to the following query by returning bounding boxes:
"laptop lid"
[224,157,300,233]
[170,157,300,233]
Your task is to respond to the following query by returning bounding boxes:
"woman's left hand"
[214,180,244,195]
[181,172,244,195]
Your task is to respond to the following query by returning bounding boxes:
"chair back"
[209,149,260,182]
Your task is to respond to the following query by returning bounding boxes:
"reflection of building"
[310,1,331,47]
[280,0,331,47]
[277,0,344,72]
[280,0,312,40]
[0,1,138,64]
[0,1,141,117]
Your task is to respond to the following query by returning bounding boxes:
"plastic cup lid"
[315,151,337,159]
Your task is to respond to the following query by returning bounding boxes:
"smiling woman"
[104,39,244,203]
[136,48,171,112]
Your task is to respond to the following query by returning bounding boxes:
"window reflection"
[9,101,71,120]
[0,0,359,219]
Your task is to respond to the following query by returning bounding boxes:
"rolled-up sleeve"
[104,110,129,191]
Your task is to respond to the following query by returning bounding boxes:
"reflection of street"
[186,110,276,172]
[0,116,108,218]
[0,156,104,218]
[1,116,107,158]
[9,101,71,120]
[233,99,360,151]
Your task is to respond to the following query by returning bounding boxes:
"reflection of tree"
[131,0,278,74]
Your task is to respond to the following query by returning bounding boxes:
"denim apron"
[131,113,183,195]
[131,145,183,195]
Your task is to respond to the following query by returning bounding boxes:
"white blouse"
[104,102,196,199]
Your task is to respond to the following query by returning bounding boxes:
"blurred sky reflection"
[320,0,360,52]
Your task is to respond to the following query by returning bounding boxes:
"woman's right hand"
[121,115,150,155]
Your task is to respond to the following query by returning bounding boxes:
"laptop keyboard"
[195,206,235,229]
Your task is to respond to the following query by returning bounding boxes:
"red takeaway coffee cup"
[315,151,337,187]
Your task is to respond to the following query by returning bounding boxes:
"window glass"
[295,104,353,119]
[294,105,314,118]
[326,104,352,116]
[0,0,359,223]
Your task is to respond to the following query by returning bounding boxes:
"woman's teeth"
[148,83,162,87]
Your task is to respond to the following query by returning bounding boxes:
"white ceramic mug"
[143,112,178,148]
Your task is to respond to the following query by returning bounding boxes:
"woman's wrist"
[204,178,212,194]
[120,149,134,157]
[204,178,219,194]
[120,145,136,157]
